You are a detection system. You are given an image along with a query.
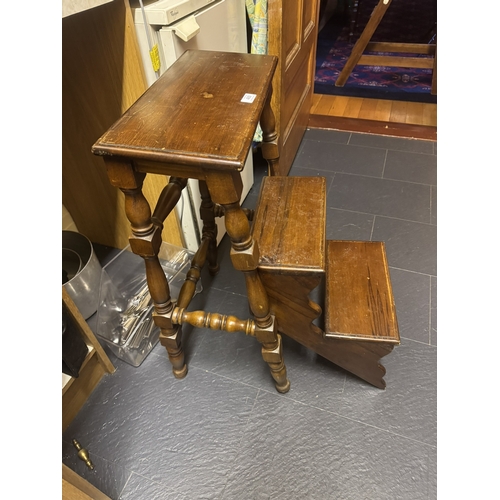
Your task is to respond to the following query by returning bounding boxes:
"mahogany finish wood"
[251,176,400,389]
[267,0,321,175]
[172,308,256,337]
[252,177,326,369]
[335,0,437,95]
[92,50,290,393]
[325,241,399,342]
[324,240,400,388]
[92,49,401,391]
[252,176,326,273]
[251,177,325,330]
[93,51,277,171]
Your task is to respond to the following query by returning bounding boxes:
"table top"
[92,50,278,172]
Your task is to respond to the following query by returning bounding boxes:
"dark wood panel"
[268,0,320,176]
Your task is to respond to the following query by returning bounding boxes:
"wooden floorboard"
[308,114,437,141]
[309,94,437,140]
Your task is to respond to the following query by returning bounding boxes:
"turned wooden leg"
[244,270,290,393]
[336,0,393,87]
[259,84,279,176]
[198,180,219,275]
[206,170,290,393]
[104,159,187,378]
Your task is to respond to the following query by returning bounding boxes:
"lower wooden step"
[324,240,400,388]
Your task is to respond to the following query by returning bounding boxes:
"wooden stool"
[93,50,401,391]
[335,0,437,95]
[251,176,400,389]
[92,50,290,393]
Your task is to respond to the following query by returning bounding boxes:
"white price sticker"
[241,93,257,103]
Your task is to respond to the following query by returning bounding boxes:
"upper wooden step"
[325,240,400,344]
[252,176,326,274]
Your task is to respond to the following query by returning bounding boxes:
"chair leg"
[336,0,393,87]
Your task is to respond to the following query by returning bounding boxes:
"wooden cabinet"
[266,0,320,176]
[62,288,115,432]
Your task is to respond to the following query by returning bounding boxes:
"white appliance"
[132,0,254,252]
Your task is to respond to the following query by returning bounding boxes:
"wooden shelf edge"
[62,345,96,394]
[62,288,115,431]
[62,355,108,432]
[62,288,115,374]
[308,114,437,141]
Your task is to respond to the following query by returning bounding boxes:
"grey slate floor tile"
[372,216,437,276]
[295,140,387,177]
[348,132,434,154]
[340,340,437,447]
[384,149,437,185]
[201,235,248,296]
[428,446,437,500]
[431,277,437,347]
[279,334,348,407]
[289,164,337,183]
[221,390,431,500]
[431,185,437,225]
[328,173,432,223]
[325,207,375,241]
[304,127,351,144]
[62,129,437,500]
[62,439,131,499]
[388,267,431,344]
[64,357,259,499]
[119,473,179,500]
[188,291,275,390]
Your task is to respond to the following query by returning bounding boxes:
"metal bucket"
[62,231,102,319]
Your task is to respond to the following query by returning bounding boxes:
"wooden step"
[252,175,327,340]
[324,240,400,388]
[252,177,400,389]
[252,176,326,275]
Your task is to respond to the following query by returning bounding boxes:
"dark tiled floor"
[63,129,437,499]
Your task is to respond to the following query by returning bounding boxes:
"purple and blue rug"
[315,1,437,103]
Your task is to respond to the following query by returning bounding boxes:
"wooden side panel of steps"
[252,175,326,348]
[259,271,324,339]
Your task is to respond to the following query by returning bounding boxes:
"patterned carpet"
[315,0,437,102]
